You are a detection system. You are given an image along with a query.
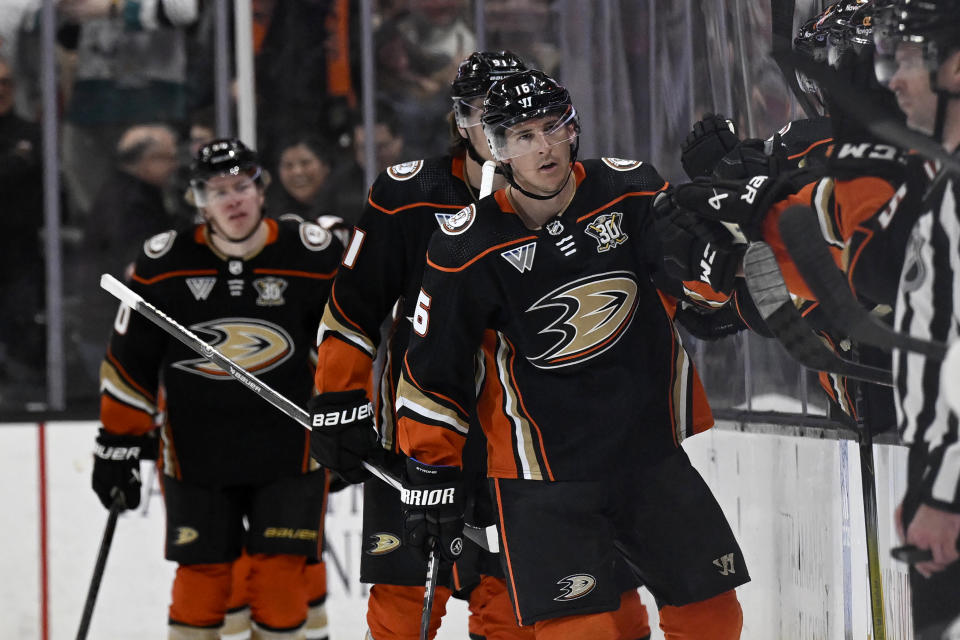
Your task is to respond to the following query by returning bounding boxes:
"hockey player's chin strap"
[506,164,574,200]
[205,208,265,244]
[502,139,580,201]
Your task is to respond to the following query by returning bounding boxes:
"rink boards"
[2,420,911,640]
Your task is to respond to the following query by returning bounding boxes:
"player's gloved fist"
[656,207,742,296]
[674,301,746,340]
[680,113,739,179]
[92,429,149,510]
[307,389,379,484]
[400,458,464,563]
[713,137,782,180]
[671,174,780,241]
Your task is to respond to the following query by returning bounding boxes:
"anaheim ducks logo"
[601,157,642,171]
[172,526,199,546]
[387,160,423,181]
[366,533,401,556]
[527,271,638,369]
[144,230,177,258]
[554,574,597,601]
[173,318,294,378]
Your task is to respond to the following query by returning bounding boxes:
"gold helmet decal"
[527,271,638,369]
[173,318,294,378]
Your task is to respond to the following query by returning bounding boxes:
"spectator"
[56,0,199,221]
[323,104,406,224]
[85,123,181,280]
[267,133,335,220]
[0,54,43,388]
[72,123,180,384]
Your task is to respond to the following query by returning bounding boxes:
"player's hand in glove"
[308,389,379,484]
[92,429,151,510]
[655,204,742,297]
[401,458,464,563]
[681,113,740,179]
[670,174,784,242]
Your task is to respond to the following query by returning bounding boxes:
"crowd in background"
[0,0,819,419]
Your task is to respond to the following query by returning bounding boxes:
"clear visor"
[873,37,934,86]
[453,97,484,128]
[485,106,578,161]
[190,166,261,207]
[795,68,820,94]
[826,31,847,68]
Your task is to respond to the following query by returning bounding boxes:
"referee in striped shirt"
[876,1,960,636]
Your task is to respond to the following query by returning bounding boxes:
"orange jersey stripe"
[493,478,524,624]
[252,268,336,279]
[426,236,539,273]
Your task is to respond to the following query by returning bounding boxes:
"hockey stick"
[742,242,893,386]
[480,160,497,198]
[853,388,890,640]
[99,274,499,553]
[777,204,949,360]
[419,543,440,640]
[76,493,124,640]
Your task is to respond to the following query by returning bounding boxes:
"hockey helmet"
[825,1,874,67]
[481,70,580,162]
[451,51,526,129]
[189,138,264,207]
[873,0,960,85]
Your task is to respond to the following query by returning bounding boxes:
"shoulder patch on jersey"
[601,158,643,171]
[441,204,476,235]
[144,230,177,258]
[387,160,424,181]
[299,222,333,251]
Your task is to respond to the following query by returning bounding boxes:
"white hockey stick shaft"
[99,274,501,551]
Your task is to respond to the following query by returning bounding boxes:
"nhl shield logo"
[253,277,288,306]
[545,219,565,236]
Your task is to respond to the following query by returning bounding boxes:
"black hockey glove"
[655,207,742,296]
[674,301,747,340]
[713,137,784,180]
[92,429,150,510]
[680,113,740,179]
[307,389,379,484]
[400,458,464,563]
[671,174,787,242]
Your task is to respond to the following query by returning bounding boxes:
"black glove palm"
[307,389,379,483]
[401,458,464,563]
[655,204,742,296]
[681,113,740,179]
[92,429,149,510]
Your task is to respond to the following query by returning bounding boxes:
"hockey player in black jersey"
[309,53,654,639]
[92,139,342,639]
[873,2,960,635]
[394,69,748,639]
